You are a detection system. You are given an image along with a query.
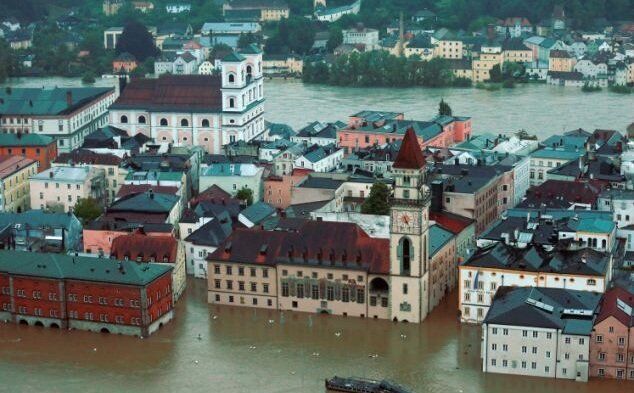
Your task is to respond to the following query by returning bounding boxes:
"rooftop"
[0,155,36,178]
[0,250,171,286]
[107,191,179,214]
[111,230,178,263]
[484,286,600,335]
[209,220,389,273]
[31,166,97,182]
[463,242,610,277]
[54,149,123,166]
[111,75,223,112]
[0,87,113,116]
[393,128,425,169]
[0,133,55,147]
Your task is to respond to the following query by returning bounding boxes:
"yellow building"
[472,42,503,82]
[262,55,303,75]
[0,155,38,213]
[432,28,463,59]
[548,50,576,72]
[223,0,290,22]
[448,59,473,80]
[502,39,533,63]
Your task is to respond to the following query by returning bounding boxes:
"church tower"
[389,128,431,323]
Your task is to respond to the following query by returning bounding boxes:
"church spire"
[393,128,425,169]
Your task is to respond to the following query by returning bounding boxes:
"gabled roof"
[184,211,233,246]
[393,128,425,169]
[209,220,390,274]
[55,149,123,166]
[484,286,601,334]
[108,191,179,213]
[111,230,178,262]
[594,286,634,327]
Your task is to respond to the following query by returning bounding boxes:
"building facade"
[0,155,38,213]
[0,250,173,337]
[29,166,106,213]
[109,47,265,154]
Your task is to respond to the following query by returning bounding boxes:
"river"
[0,279,629,393]
[1,77,633,392]
[4,77,633,138]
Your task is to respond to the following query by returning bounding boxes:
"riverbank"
[3,76,633,140]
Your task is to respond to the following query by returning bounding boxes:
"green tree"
[326,26,343,52]
[489,64,503,83]
[116,20,159,62]
[361,182,391,215]
[236,186,254,206]
[73,197,103,224]
[438,99,452,116]
[238,32,259,49]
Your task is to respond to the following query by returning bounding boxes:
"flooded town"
[1,0,634,392]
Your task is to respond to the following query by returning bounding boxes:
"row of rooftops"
[0,87,114,116]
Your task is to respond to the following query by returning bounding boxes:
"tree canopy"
[73,197,103,224]
[236,186,254,206]
[438,99,452,116]
[115,20,159,62]
[361,182,391,215]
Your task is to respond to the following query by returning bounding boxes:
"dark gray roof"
[484,286,601,335]
[298,176,345,190]
[463,242,610,276]
[184,211,233,246]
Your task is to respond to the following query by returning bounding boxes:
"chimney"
[148,189,154,199]
[66,90,72,107]
[49,171,54,178]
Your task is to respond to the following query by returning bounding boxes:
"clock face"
[394,211,418,231]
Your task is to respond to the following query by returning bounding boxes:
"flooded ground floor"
[0,279,630,392]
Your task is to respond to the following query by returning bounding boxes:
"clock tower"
[389,128,431,322]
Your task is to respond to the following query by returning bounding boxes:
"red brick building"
[0,133,58,170]
[0,250,173,337]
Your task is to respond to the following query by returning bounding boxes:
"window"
[138,115,146,124]
[228,74,235,83]
[296,283,304,298]
[120,115,128,123]
[618,337,625,346]
[238,267,245,276]
[250,282,257,292]
[281,282,289,297]
[491,359,497,366]
[214,265,220,274]
[263,284,269,293]
[492,327,498,335]
[491,343,497,351]
[238,281,245,291]
[180,119,189,127]
[160,118,168,126]
[596,335,603,343]
[502,328,508,335]
[226,280,233,290]
[532,331,538,338]
[403,283,408,294]
[229,98,235,108]
[532,347,537,354]
[202,119,210,127]
[226,266,232,275]
[502,344,508,351]
[565,337,571,344]
[521,346,527,353]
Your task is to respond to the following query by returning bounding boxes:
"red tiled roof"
[209,221,390,274]
[190,184,240,208]
[523,180,603,206]
[116,184,179,199]
[55,149,123,166]
[430,211,474,234]
[110,230,178,263]
[595,286,634,327]
[112,75,223,112]
[393,128,425,169]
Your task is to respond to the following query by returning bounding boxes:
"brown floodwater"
[0,279,631,392]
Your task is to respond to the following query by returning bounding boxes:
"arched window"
[138,115,146,124]
[246,65,252,77]
[120,115,128,124]
[181,119,189,127]
[202,119,210,127]
[601,239,606,248]
[228,73,235,83]
[398,237,412,275]
[160,118,168,126]
[229,98,235,108]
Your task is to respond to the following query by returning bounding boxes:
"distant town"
[1,1,634,392]
[0,0,633,92]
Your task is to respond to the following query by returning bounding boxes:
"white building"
[165,3,191,13]
[342,26,379,51]
[294,144,344,172]
[314,0,361,22]
[574,59,608,78]
[198,163,264,201]
[198,61,215,75]
[183,213,232,278]
[0,87,117,153]
[459,242,613,324]
[482,286,600,382]
[109,46,265,154]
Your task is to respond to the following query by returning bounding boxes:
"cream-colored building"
[207,129,458,323]
[432,29,463,59]
[0,155,38,213]
[549,50,576,72]
[472,42,503,82]
[29,166,106,213]
[482,286,600,382]
[262,55,303,76]
[223,0,290,22]
[52,150,128,205]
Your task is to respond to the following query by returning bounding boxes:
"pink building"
[263,168,312,209]
[337,113,471,154]
[83,220,174,255]
[590,286,634,380]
